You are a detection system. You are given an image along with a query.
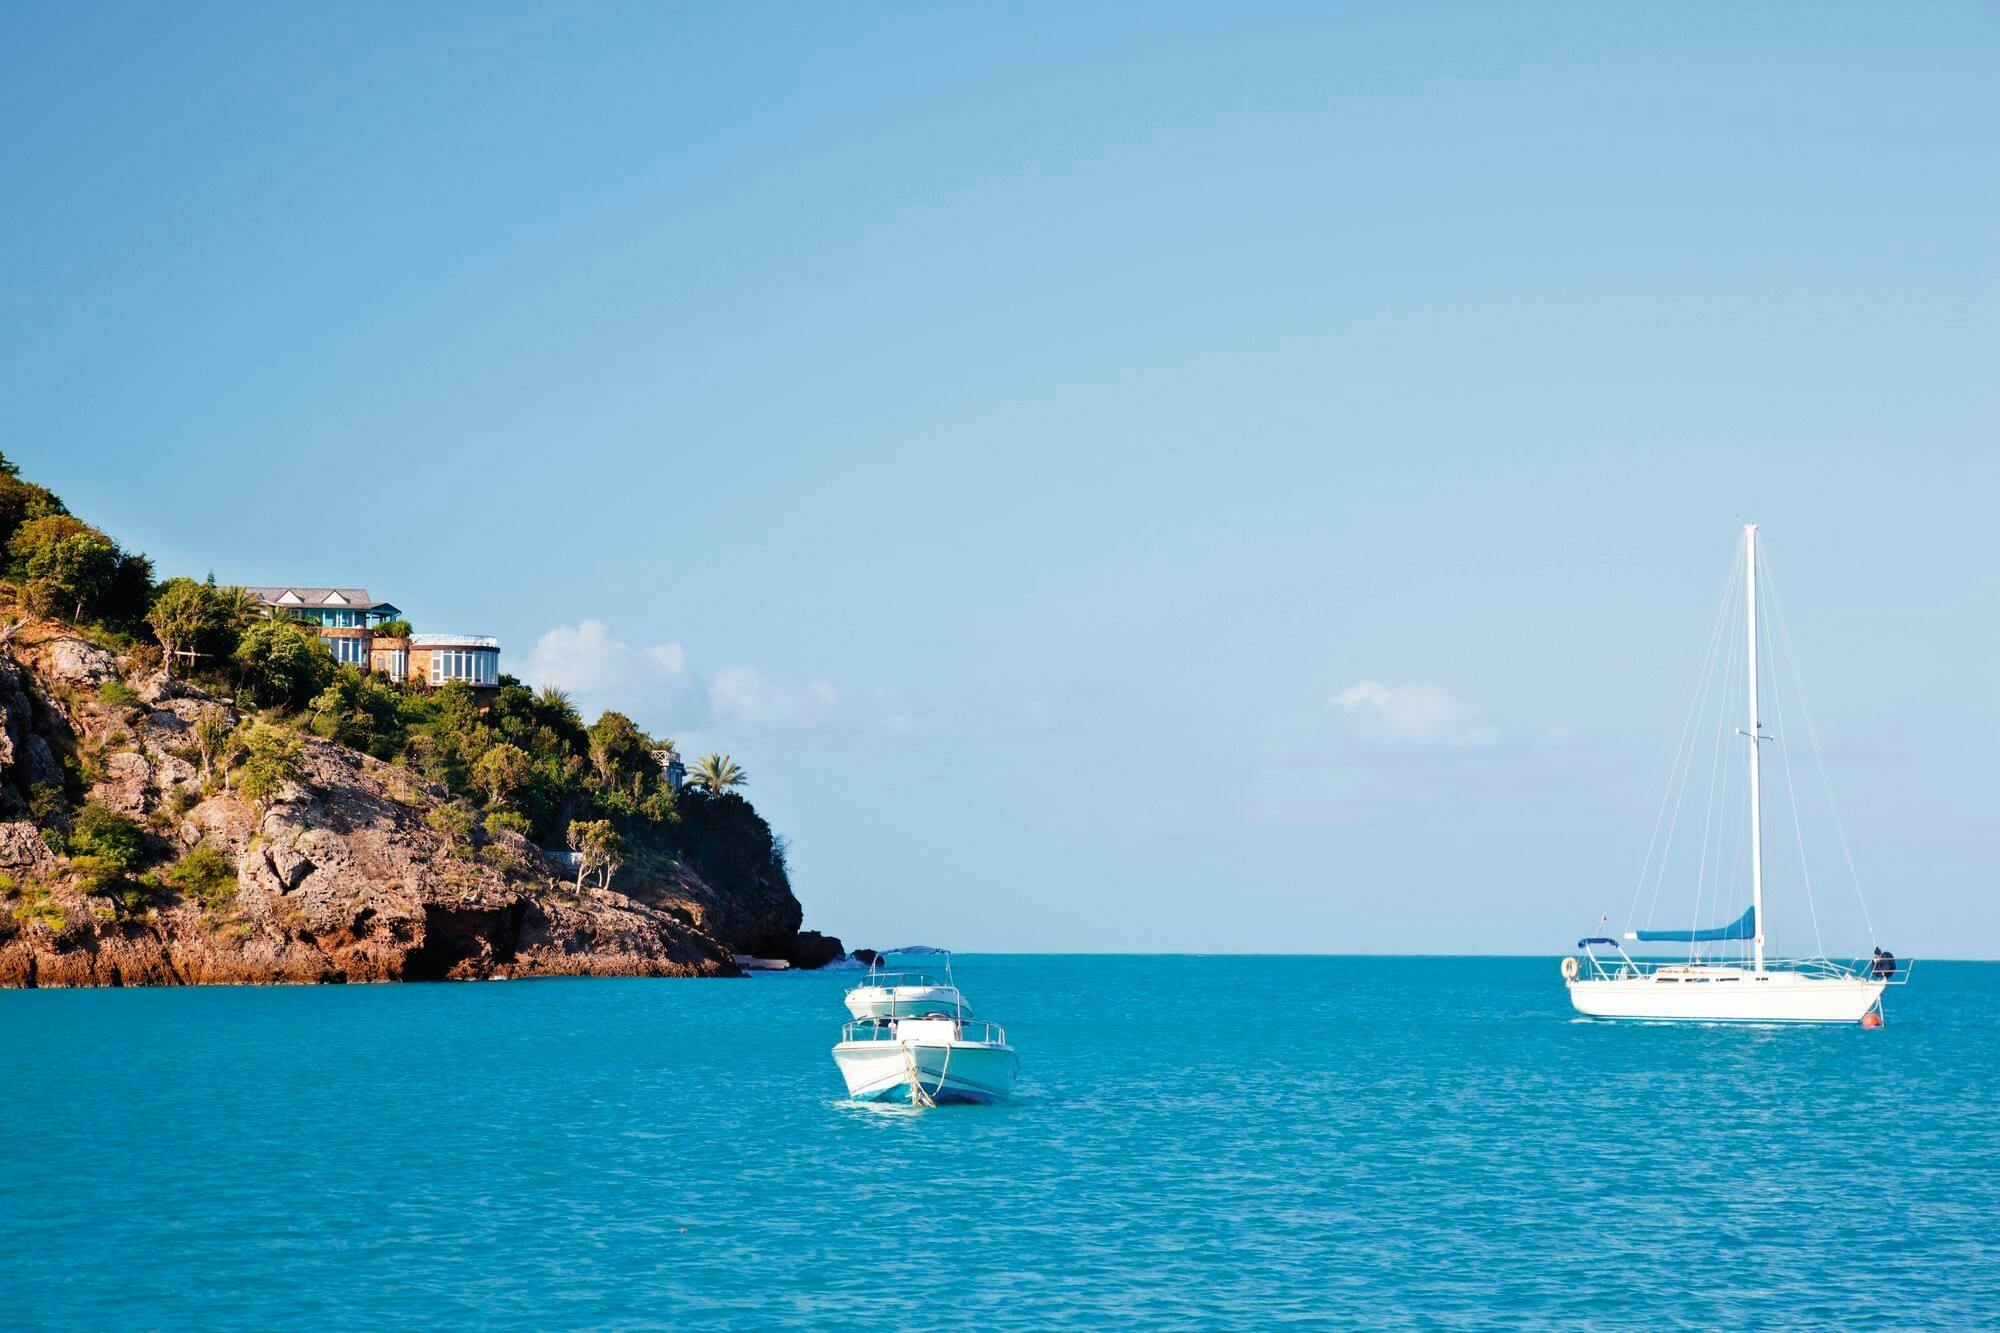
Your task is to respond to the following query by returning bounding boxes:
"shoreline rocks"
[0,623,841,988]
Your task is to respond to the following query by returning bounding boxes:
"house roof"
[242,587,401,615]
[244,586,375,608]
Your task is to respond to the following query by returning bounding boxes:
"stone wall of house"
[369,637,408,680]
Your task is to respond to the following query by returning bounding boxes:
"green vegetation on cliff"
[0,452,801,958]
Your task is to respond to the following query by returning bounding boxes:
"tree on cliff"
[427,799,480,854]
[233,619,335,709]
[0,454,70,552]
[586,711,656,796]
[472,742,532,810]
[191,705,236,782]
[567,818,622,892]
[689,753,747,795]
[9,516,117,623]
[4,513,152,629]
[148,577,250,677]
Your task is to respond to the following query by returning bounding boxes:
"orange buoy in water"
[1861,1011,1884,1029]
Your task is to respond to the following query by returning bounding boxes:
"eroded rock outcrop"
[0,623,791,987]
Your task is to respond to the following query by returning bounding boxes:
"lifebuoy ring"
[1561,956,1580,981]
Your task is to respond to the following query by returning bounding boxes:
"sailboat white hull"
[1568,971,1884,1023]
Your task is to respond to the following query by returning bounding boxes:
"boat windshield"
[855,970,950,989]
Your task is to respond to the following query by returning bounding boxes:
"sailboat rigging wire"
[1642,558,1738,935]
[1713,736,1749,964]
[1759,544,1828,961]
[1625,545,1742,933]
[1762,541,1879,948]
[1639,598,1727,935]
[1686,562,1743,959]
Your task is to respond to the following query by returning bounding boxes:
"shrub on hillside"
[98,679,143,714]
[483,809,531,838]
[235,724,305,809]
[149,576,254,678]
[161,844,237,915]
[233,619,334,710]
[427,799,480,854]
[69,802,146,869]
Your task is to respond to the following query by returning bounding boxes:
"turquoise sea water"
[3,956,1996,1328]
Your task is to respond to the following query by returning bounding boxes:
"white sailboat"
[1565,525,1909,1024]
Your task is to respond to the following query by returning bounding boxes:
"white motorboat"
[1565,524,1910,1024]
[832,1015,1018,1106]
[842,946,971,1022]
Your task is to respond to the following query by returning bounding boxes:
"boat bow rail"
[840,1018,1009,1046]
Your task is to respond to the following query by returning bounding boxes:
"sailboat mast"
[1744,524,1766,972]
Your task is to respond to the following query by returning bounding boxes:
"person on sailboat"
[1872,948,1897,980]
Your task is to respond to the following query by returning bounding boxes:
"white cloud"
[1333,679,1501,749]
[1245,677,1527,816]
[520,619,704,722]
[1334,681,1391,709]
[522,620,1049,743]
[709,665,838,730]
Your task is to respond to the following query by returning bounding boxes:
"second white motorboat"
[842,945,971,1022]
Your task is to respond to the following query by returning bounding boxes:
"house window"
[429,648,499,685]
[327,636,368,665]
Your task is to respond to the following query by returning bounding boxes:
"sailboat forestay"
[1564,525,1908,1023]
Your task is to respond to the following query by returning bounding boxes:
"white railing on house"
[410,633,501,648]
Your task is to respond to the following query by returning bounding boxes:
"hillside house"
[244,586,501,691]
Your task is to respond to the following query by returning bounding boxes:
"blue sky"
[4,3,1995,955]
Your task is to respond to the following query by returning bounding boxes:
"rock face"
[0,624,837,987]
[629,791,812,960]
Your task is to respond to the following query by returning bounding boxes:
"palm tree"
[689,753,746,795]
[535,685,579,726]
[214,584,263,632]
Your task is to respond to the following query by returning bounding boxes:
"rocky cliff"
[0,624,831,986]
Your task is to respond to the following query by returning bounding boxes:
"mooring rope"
[902,1039,952,1108]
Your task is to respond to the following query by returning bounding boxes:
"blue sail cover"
[1634,904,1756,944]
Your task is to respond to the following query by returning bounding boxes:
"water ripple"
[2,957,1994,1328]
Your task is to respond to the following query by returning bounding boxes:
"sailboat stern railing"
[1568,943,1916,986]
